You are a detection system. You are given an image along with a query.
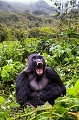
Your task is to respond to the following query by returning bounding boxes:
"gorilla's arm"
[16,71,31,107]
[40,67,66,102]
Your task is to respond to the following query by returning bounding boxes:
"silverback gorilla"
[16,54,66,108]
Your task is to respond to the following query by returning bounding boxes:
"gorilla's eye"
[36,62,43,75]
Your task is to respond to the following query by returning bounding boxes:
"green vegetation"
[0,3,79,119]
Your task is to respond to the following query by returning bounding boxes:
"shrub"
[0,61,24,82]
[28,27,55,38]
[67,80,79,98]
[0,41,24,66]
[39,27,55,38]
[24,38,38,55]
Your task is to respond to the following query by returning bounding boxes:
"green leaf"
[74,80,79,94]
[0,96,5,104]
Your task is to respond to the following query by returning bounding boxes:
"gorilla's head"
[26,54,46,76]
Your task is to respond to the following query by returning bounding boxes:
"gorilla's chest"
[29,76,48,91]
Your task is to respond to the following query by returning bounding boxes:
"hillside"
[0,11,57,29]
[26,0,57,14]
[0,0,59,29]
[0,1,16,12]
[0,0,57,15]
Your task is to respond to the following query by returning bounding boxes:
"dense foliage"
[0,4,79,120]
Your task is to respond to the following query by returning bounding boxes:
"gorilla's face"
[32,55,46,75]
[27,54,46,75]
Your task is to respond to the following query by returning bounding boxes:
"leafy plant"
[0,41,24,66]
[24,38,38,55]
[67,80,79,98]
[0,61,24,82]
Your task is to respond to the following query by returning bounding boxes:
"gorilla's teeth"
[37,62,43,66]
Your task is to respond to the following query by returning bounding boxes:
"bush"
[39,27,55,38]
[0,41,24,66]
[0,24,8,42]
[24,38,38,55]
[0,61,24,82]
[67,80,79,98]
[28,27,55,38]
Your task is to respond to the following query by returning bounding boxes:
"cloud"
[5,0,53,6]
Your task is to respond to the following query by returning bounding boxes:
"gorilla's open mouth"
[36,62,43,75]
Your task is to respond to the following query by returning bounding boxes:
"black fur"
[16,54,66,107]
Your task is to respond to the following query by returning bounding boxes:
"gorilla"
[16,54,66,108]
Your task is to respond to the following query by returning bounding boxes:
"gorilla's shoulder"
[45,67,60,81]
[45,67,58,75]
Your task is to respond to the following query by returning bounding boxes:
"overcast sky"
[4,0,79,7]
[4,0,72,6]
[5,0,53,5]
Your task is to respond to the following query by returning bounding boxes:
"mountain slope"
[27,0,57,14]
[0,1,15,12]
[0,0,57,14]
